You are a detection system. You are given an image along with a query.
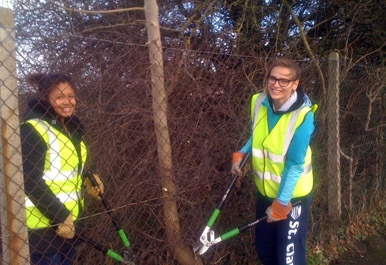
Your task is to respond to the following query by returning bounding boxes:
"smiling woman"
[26,73,78,129]
[20,73,104,265]
[47,82,77,120]
[231,57,318,265]
[265,58,301,111]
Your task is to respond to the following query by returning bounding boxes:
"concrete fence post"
[0,7,30,265]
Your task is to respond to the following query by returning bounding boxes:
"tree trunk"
[143,1,202,264]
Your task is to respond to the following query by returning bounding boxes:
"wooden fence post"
[0,7,30,265]
[327,51,341,222]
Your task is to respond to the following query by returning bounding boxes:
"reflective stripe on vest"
[250,93,317,198]
[24,119,87,229]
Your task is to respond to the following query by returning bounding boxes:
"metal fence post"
[0,7,30,265]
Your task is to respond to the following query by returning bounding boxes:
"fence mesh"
[1,2,386,265]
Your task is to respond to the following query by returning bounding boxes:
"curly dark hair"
[26,73,76,98]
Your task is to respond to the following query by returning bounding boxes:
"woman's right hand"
[231,152,251,188]
[231,152,245,176]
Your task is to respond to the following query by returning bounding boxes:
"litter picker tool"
[85,171,137,265]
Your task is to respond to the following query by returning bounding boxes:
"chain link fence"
[1,2,386,265]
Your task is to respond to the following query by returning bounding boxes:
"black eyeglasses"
[267,76,296,87]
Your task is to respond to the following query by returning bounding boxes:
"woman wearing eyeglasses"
[231,57,318,265]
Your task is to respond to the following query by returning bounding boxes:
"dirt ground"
[329,231,386,265]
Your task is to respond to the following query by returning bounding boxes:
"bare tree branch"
[283,0,327,109]
[49,0,144,14]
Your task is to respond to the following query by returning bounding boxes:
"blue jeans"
[30,247,75,265]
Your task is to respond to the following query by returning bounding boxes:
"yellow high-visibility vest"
[251,93,317,198]
[24,119,87,229]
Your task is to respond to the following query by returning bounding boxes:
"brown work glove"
[231,152,249,188]
[56,213,75,239]
[84,173,104,201]
[266,199,292,223]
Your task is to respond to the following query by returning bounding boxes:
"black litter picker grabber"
[193,153,300,256]
[193,152,251,255]
[84,171,137,265]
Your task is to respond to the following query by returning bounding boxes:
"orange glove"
[231,152,250,188]
[231,152,245,177]
[266,199,292,222]
[56,213,75,239]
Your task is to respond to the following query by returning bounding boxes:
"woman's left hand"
[84,174,104,200]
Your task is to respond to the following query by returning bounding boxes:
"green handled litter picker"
[85,171,137,264]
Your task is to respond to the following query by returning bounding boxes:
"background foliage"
[4,0,386,264]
